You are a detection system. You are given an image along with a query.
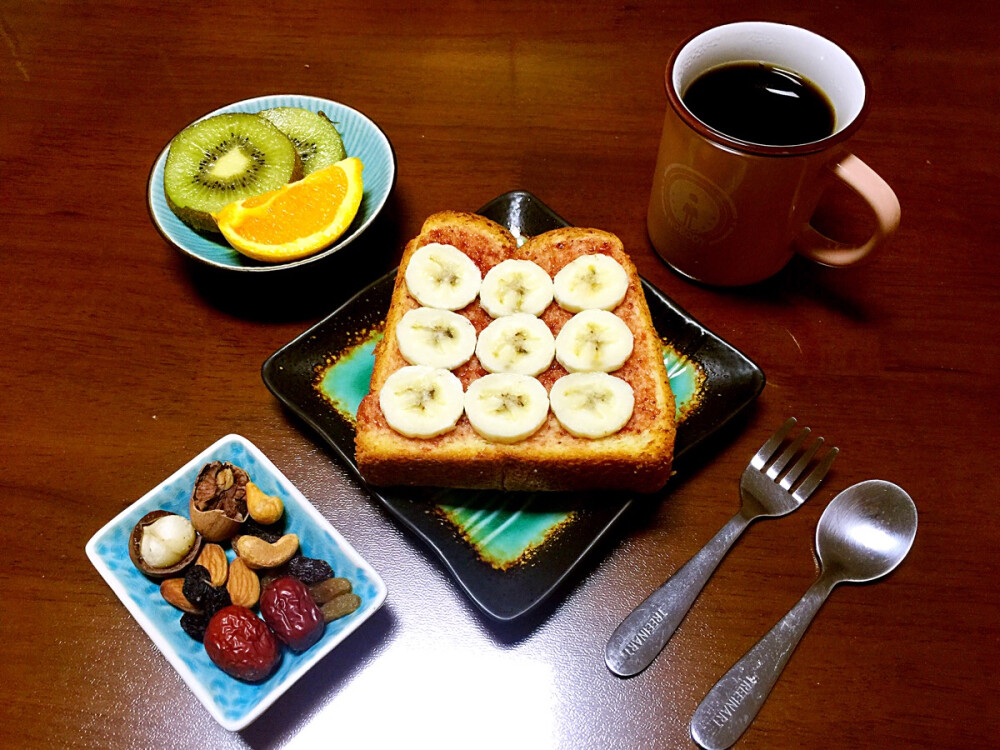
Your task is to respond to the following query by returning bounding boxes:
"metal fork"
[605,418,838,678]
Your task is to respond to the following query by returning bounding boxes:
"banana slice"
[379,365,465,438]
[404,242,482,310]
[553,254,630,312]
[550,372,635,439]
[464,372,550,443]
[396,307,477,369]
[479,259,554,317]
[476,313,556,376]
[555,309,634,372]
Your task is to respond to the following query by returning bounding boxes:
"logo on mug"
[659,164,736,245]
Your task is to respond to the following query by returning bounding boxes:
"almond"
[160,577,201,614]
[226,557,261,608]
[196,543,229,587]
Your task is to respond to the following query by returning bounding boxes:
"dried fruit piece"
[197,543,229,587]
[180,612,212,642]
[202,584,233,619]
[236,517,285,545]
[260,576,325,652]
[189,461,249,541]
[287,556,334,585]
[320,593,362,623]
[227,557,261,609]
[182,565,213,607]
[204,606,281,682]
[182,565,231,617]
[160,578,201,614]
[259,568,286,591]
[246,481,285,525]
[308,577,352,606]
[235,533,299,570]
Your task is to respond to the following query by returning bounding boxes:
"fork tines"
[753,418,839,501]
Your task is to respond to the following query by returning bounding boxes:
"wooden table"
[3,2,997,747]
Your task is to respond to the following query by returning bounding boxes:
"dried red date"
[260,576,325,652]
[204,606,281,682]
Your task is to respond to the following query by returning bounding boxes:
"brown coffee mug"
[647,22,900,286]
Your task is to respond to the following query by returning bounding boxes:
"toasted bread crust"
[354,211,675,492]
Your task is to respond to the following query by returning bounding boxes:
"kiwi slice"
[163,113,303,233]
[258,107,347,176]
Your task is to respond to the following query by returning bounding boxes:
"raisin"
[287,556,334,585]
[204,606,281,682]
[182,565,213,607]
[202,584,232,618]
[320,593,361,623]
[308,577,352,606]
[260,576,325,652]
[238,517,285,544]
[180,612,212,642]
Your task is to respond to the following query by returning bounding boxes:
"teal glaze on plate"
[436,497,576,570]
[85,435,387,731]
[317,334,383,419]
[316,338,703,570]
[147,95,396,272]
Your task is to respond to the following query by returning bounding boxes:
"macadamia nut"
[140,514,196,568]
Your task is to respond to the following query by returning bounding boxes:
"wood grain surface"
[1,1,997,748]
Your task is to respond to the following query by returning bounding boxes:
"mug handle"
[795,153,901,267]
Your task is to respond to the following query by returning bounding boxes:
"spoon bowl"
[816,479,918,583]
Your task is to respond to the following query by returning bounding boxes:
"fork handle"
[605,511,750,677]
[689,576,834,749]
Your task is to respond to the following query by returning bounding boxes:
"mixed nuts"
[129,461,362,682]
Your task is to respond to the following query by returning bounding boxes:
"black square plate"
[262,191,764,621]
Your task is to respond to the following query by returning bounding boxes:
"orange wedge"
[213,157,364,262]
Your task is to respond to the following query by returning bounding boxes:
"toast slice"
[354,210,675,492]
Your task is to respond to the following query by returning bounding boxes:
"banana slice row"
[403,243,629,315]
[380,367,635,442]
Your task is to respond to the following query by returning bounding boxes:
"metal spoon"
[690,480,918,750]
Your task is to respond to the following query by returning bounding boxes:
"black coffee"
[682,62,835,146]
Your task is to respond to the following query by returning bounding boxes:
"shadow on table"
[239,603,398,747]
[175,193,405,324]
[468,402,759,646]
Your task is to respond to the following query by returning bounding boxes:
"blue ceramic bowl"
[86,434,387,730]
[147,94,396,272]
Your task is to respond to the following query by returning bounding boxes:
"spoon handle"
[605,511,750,677]
[690,577,834,750]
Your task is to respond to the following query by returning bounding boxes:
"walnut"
[189,461,250,541]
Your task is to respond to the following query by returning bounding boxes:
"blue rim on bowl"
[147,95,397,273]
